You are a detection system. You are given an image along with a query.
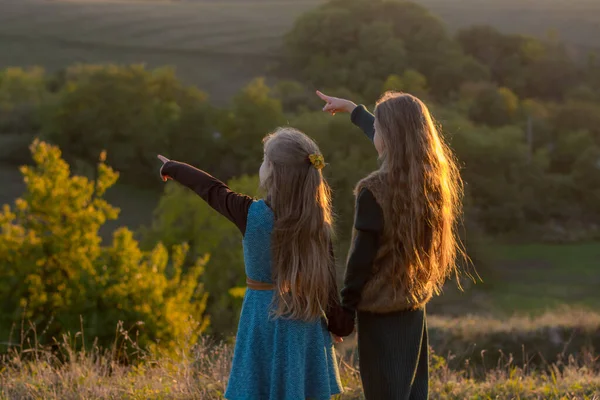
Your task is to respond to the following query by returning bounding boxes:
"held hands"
[316,90,357,116]
[157,154,171,182]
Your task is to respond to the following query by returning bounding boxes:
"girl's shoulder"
[354,171,386,198]
[246,199,274,227]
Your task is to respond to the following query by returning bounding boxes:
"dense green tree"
[382,69,429,99]
[0,141,208,350]
[467,84,520,127]
[457,26,578,100]
[284,0,477,100]
[0,67,46,134]
[216,78,286,178]
[549,100,600,145]
[0,67,48,164]
[43,65,216,188]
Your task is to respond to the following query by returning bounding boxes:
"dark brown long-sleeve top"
[160,161,354,336]
[341,105,385,313]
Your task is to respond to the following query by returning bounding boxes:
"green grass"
[479,243,600,314]
[1,0,599,104]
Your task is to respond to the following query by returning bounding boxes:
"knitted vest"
[351,172,433,313]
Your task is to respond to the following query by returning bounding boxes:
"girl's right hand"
[316,91,357,115]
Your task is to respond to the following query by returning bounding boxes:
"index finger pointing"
[157,155,170,164]
[316,90,332,102]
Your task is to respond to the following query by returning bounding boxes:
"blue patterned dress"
[225,200,342,400]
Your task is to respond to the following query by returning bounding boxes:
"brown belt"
[246,277,275,291]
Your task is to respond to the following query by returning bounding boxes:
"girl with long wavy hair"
[317,90,464,399]
[158,127,352,400]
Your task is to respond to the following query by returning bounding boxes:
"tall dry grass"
[1,317,599,399]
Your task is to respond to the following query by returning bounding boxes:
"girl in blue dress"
[158,127,353,400]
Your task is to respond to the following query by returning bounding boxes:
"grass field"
[0,0,320,103]
[480,243,600,313]
[2,320,599,399]
[1,0,599,104]
[419,0,600,52]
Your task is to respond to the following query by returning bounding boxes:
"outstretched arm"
[316,91,375,141]
[158,155,253,235]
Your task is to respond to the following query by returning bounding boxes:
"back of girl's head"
[374,91,464,299]
[262,128,334,321]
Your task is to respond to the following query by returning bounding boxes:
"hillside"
[0,0,598,103]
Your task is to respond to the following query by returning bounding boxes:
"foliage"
[382,69,429,99]
[284,0,482,101]
[142,175,262,336]
[215,78,286,178]
[0,67,46,135]
[0,141,208,351]
[457,25,579,100]
[43,64,216,188]
[0,67,48,164]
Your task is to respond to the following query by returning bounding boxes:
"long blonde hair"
[262,128,335,321]
[374,92,464,301]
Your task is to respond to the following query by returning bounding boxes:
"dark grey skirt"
[357,307,428,400]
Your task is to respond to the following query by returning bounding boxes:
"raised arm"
[316,90,375,141]
[159,156,253,235]
[341,188,384,312]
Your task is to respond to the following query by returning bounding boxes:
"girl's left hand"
[158,154,172,181]
[332,335,344,343]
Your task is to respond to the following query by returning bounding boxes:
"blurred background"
[0,0,599,398]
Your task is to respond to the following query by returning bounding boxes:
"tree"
[216,78,286,178]
[0,140,208,351]
[0,67,48,164]
[382,69,429,99]
[467,84,520,127]
[571,146,600,221]
[0,67,46,134]
[457,26,578,100]
[283,0,468,100]
[43,64,215,188]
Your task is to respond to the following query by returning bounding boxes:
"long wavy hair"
[262,128,335,321]
[374,91,464,301]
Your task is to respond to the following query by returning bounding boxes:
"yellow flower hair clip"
[308,153,326,170]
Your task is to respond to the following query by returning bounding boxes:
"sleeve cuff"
[161,160,178,178]
[350,104,368,126]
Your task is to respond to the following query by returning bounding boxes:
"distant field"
[1,0,599,103]
[0,0,321,103]
[419,0,600,53]
[481,242,600,313]
[427,241,600,316]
